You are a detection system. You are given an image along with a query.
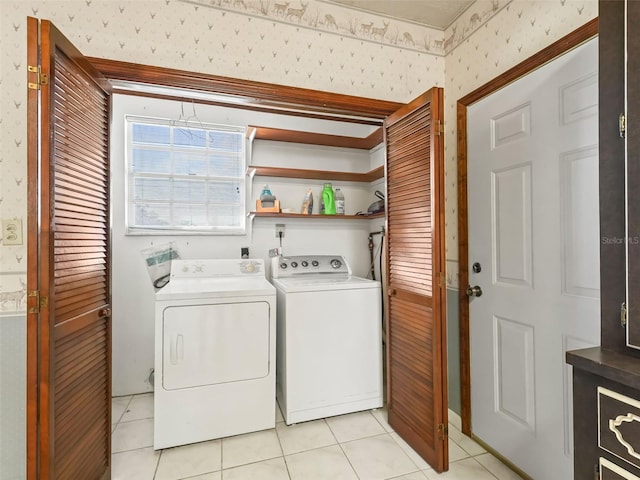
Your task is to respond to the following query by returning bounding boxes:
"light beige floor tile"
[222,457,289,480]
[455,436,486,457]
[112,418,154,453]
[222,429,282,469]
[326,411,386,443]
[285,444,358,480]
[276,419,336,455]
[423,458,497,480]
[474,453,524,480]
[121,393,154,422]
[111,447,160,480]
[371,407,394,433]
[186,473,221,480]
[388,472,428,480]
[390,432,431,470]
[448,438,470,462]
[341,433,419,480]
[154,439,221,480]
[112,395,132,425]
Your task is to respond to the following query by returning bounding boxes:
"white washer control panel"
[271,255,351,278]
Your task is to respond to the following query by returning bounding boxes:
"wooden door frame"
[456,18,599,436]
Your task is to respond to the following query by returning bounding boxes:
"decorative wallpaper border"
[179,0,512,55]
[0,271,27,316]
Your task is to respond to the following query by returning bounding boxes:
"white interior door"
[467,38,600,479]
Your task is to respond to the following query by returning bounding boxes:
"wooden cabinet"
[567,2,640,478]
[246,124,386,220]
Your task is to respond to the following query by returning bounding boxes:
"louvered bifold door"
[384,88,448,473]
[27,18,112,480]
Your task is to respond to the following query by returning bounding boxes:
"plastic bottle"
[260,185,276,207]
[334,188,345,215]
[321,183,336,215]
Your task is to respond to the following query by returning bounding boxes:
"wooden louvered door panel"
[384,88,447,473]
[27,18,111,480]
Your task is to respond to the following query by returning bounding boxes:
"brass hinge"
[27,64,48,90]
[437,423,448,440]
[438,272,446,288]
[436,120,445,136]
[620,113,626,138]
[621,301,628,327]
[28,290,48,314]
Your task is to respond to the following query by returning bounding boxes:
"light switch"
[2,218,23,245]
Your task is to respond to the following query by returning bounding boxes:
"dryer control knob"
[312,260,319,267]
[330,258,342,269]
[280,262,288,269]
[291,261,298,268]
[301,261,309,267]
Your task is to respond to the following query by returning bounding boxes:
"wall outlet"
[2,218,23,246]
[275,223,285,238]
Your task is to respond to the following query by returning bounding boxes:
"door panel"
[385,88,448,473]
[27,17,111,480]
[467,38,599,479]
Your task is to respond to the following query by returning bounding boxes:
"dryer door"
[162,301,271,390]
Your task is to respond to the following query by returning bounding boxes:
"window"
[125,116,246,234]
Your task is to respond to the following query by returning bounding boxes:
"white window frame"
[125,115,247,235]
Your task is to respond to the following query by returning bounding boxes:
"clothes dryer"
[154,259,275,449]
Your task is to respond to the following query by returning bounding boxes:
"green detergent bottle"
[322,183,336,215]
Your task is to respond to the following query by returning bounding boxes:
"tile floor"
[111,394,523,480]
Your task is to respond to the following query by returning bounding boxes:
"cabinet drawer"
[599,387,640,471]
[601,458,640,480]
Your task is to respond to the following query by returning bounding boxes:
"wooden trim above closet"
[249,126,383,150]
[456,17,598,437]
[86,57,402,119]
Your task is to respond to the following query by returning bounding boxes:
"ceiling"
[327,0,476,29]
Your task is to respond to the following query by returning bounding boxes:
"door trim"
[456,18,598,436]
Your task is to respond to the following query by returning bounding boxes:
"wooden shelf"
[249,165,384,183]
[247,125,383,150]
[250,212,385,220]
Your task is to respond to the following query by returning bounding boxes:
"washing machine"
[154,259,276,450]
[270,255,383,425]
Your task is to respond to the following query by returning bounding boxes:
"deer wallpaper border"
[180,0,513,55]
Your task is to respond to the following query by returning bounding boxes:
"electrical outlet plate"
[2,218,23,245]
[275,223,285,238]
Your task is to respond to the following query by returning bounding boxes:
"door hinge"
[438,272,446,288]
[28,290,48,314]
[27,65,48,90]
[437,423,448,440]
[621,301,628,327]
[436,120,445,136]
[620,113,626,138]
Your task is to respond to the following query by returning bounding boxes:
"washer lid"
[156,276,275,301]
[271,275,380,293]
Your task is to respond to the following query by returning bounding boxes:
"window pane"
[174,128,206,148]
[208,130,243,151]
[173,151,208,176]
[173,204,208,227]
[131,149,170,173]
[126,117,245,233]
[132,124,170,145]
[209,152,243,177]
[134,203,171,226]
[134,177,171,201]
[173,179,206,203]
[208,181,242,204]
